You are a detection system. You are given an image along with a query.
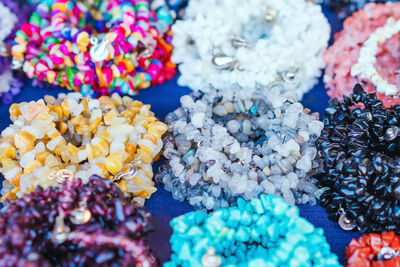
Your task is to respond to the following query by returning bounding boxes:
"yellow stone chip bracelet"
[0,92,167,204]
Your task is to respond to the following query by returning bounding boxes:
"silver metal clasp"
[377,247,399,261]
[263,8,277,23]
[212,53,243,71]
[338,208,356,231]
[385,126,399,141]
[231,37,248,48]
[113,159,141,183]
[11,58,22,70]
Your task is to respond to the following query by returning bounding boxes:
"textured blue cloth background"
[0,7,362,265]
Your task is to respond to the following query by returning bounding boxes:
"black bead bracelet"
[317,84,400,233]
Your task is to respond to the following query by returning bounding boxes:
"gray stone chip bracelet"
[156,90,324,210]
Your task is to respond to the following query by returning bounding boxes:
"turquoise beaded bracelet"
[166,194,341,267]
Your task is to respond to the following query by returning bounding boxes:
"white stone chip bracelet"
[171,0,330,99]
[155,88,324,211]
[351,17,400,96]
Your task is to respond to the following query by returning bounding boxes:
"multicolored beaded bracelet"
[317,84,400,233]
[0,92,167,203]
[171,0,330,98]
[12,0,176,97]
[324,2,400,108]
[0,171,158,266]
[156,88,324,210]
[321,0,395,19]
[0,0,30,104]
[165,194,340,266]
[346,232,400,266]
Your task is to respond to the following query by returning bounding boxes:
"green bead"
[133,74,142,87]
[16,30,28,40]
[45,37,59,46]
[79,17,86,28]
[29,12,42,26]
[135,2,148,10]
[57,71,65,85]
[66,67,75,88]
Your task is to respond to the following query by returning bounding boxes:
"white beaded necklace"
[172,0,330,99]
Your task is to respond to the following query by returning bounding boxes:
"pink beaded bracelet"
[324,2,400,108]
[12,0,176,97]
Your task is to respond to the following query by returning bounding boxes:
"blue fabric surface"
[0,6,361,265]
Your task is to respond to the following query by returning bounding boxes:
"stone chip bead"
[323,2,400,108]
[0,92,167,204]
[0,175,158,266]
[12,0,176,97]
[317,84,400,233]
[165,194,340,267]
[346,232,400,266]
[171,0,330,99]
[156,88,324,211]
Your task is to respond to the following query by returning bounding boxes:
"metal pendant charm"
[114,161,140,182]
[231,37,248,48]
[201,248,222,267]
[263,8,277,23]
[11,58,22,70]
[212,53,238,70]
[139,46,154,58]
[0,42,9,57]
[385,126,399,141]
[56,169,74,184]
[90,37,109,62]
[69,206,91,225]
[338,214,356,231]
[377,247,398,261]
[282,68,298,83]
[51,214,70,244]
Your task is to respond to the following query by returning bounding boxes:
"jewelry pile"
[0,0,395,265]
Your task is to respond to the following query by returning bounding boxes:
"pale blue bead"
[120,82,129,94]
